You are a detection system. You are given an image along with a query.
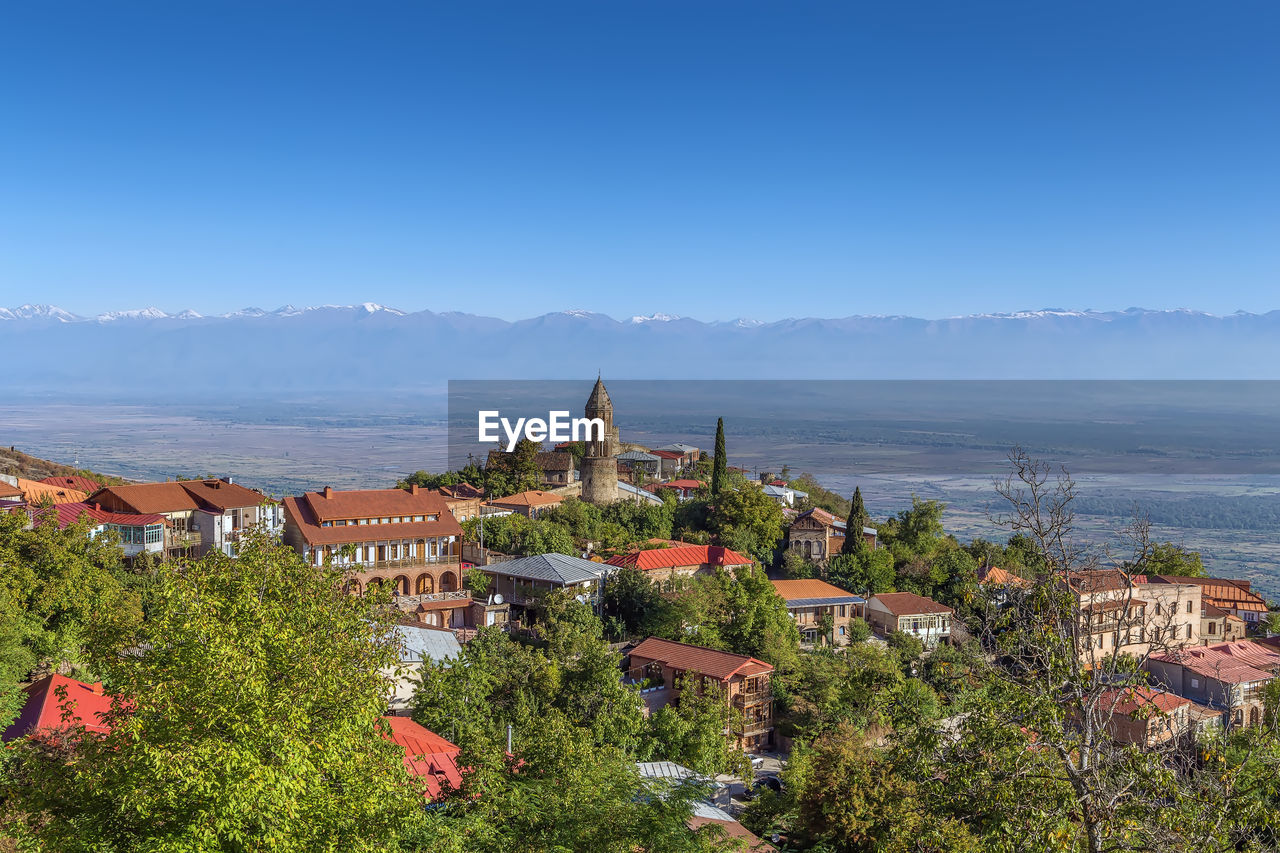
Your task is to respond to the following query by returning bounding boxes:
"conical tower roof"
[586,375,611,410]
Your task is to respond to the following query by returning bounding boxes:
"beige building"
[771,579,865,646]
[865,592,954,647]
[1063,570,1201,659]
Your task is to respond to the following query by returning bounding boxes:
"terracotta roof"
[439,483,484,500]
[629,637,773,681]
[659,479,703,490]
[38,475,103,493]
[2,674,113,742]
[15,477,88,505]
[301,486,454,523]
[0,482,22,500]
[488,490,564,508]
[1148,575,1269,612]
[795,507,843,528]
[651,449,683,460]
[977,566,1027,586]
[35,502,166,529]
[1063,569,1133,594]
[606,545,752,571]
[88,480,267,515]
[535,451,575,471]
[1152,641,1280,685]
[771,578,862,603]
[1096,686,1191,717]
[282,489,462,547]
[379,716,464,800]
[869,592,954,617]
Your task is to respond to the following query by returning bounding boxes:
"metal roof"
[785,595,865,608]
[487,552,612,585]
[392,624,463,665]
[617,450,660,462]
[658,443,698,453]
[618,481,663,504]
[637,761,711,783]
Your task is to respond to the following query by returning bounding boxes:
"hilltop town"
[3,378,1280,852]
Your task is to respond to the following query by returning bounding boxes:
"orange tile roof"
[87,480,267,515]
[629,637,773,681]
[301,486,455,522]
[977,566,1027,586]
[487,490,564,508]
[606,544,752,571]
[16,477,88,505]
[0,482,22,500]
[1149,575,1269,612]
[771,578,858,602]
[869,592,954,616]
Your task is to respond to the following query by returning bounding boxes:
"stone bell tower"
[579,376,619,504]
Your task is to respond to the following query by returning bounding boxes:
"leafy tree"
[711,485,784,565]
[779,548,818,579]
[3,532,424,852]
[398,460,484,491]
[461,513,576,557]
[601,565,673,640]
[842,486,870,555]
[1136,542,1207,577]
[710,418,726,497]
[827,548,895,596]
[648,672,751,781]
[483,438,544,498]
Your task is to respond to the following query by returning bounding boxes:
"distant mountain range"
[4,303,1280,398]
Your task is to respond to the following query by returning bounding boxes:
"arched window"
[393,575,410,596]
[415,573,434,595]
[440,571,458,593]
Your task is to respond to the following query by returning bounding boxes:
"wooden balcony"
[352,556,461,572]
[736,719,774,736]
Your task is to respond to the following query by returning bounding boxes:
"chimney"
[323,486,334,499]
[410,484,420,496]
[91,682,104,695]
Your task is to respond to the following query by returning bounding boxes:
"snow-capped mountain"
[2,305,1278,398]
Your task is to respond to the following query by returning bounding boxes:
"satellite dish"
[493,594,504,605]
[575,594,588,604]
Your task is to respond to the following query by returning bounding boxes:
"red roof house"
[606,544,752,581]
[2,674,114,742]
[380,715,465,800]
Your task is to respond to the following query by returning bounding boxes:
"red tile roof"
[439,483,484,500]
[380,716,464,800]
[38,475,104,493]
[1148,575,1269,613]
[869,592,954,617]
[0,482,23,500]
[629,637,773,681]
[2,674,113,742]
[35,502,166,529]
[1096,686,1191,717]
[977,566,1027,586]
[606,545,752,571]
[688,817,776,851]
[1152,641,1280,685]
[651,450,683,460]
[658,479,703,490]
[1063,569,1132,594]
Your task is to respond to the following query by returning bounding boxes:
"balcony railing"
[736,719,773,735]
[344,555,461,571]
[167,532,202,549]
[734,687,772,706]
[396,590,472,604]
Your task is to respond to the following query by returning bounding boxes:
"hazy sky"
[2,2,1278,321]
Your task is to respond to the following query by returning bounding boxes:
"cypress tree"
[842,486,869,555]
[711,417,727,497]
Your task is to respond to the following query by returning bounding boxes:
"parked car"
[747,754,766,771]
[743,775,783,800]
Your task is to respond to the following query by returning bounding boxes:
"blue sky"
[2,1,1277,321]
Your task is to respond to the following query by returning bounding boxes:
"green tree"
[3,532,424,852]
[710,418,726,498]
[601,565,674,640]
[648,672,751,781]
[711,485,784,565]
[828,549,895,596]
[842,486,870,555]
[1137,542,1207,577]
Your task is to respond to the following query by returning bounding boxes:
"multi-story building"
[1201,603,1247,645]
[1144,575,1271,625]
[480,552,613,611]
[282,484,464,597]
[1062,570,1201,658]
[485,489,564,519]
[785,507,876,564]
[1147,641,1280,729]
[88,479,281,559]
[626,637,775,751]
[771,579,865,645]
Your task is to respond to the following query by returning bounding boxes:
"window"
[358,518,369,525]
[1191,678,1200,689]
[322,521,332,527]
[1186,624,1193,639]
[414,515,425,522]
[1187,601,1193,614]
[428,514,438,522]
[1156,603,1162,615]
[381,518,391,524]
[1208,622,1217,634]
